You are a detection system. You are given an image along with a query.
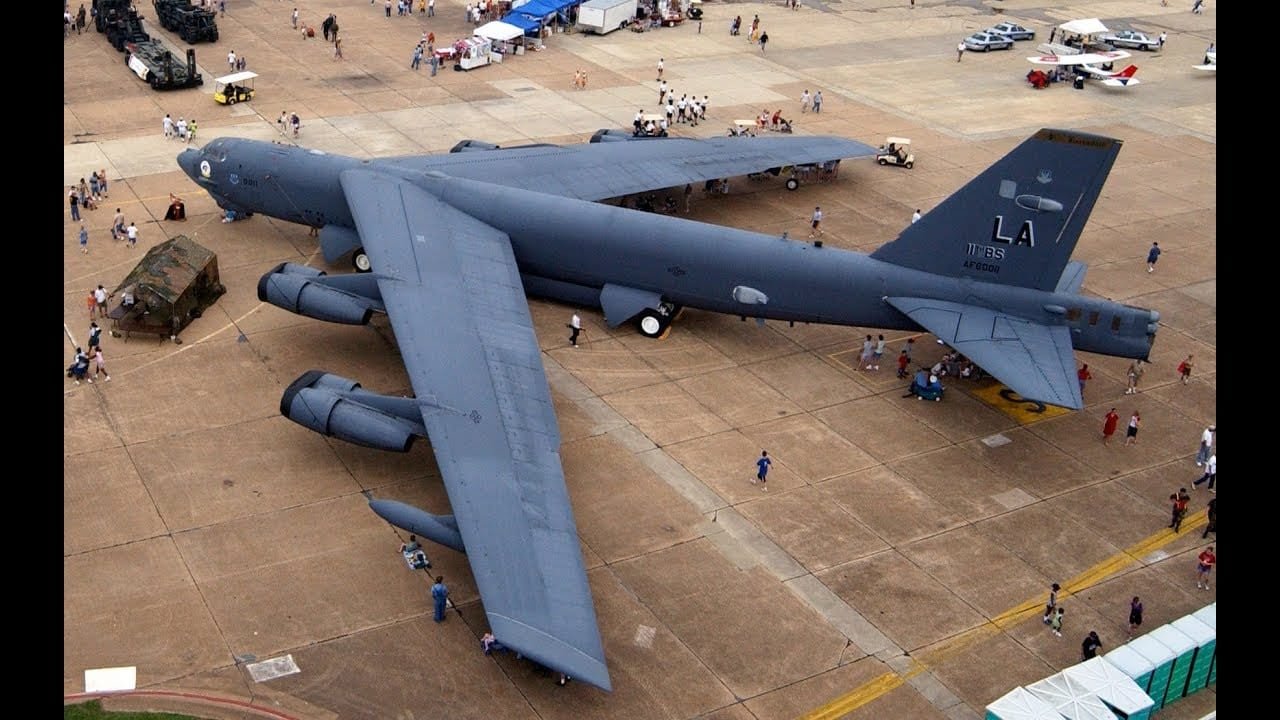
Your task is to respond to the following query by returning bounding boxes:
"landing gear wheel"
[353,248,372,273]
[785,178,800,191]
[637,311,669,339]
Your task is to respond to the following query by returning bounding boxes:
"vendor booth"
[475,20,527,55]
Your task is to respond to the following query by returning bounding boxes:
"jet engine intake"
[258,262,379,325]
[281,370,427,452]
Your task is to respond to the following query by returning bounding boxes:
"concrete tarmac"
[65,1,1215,718]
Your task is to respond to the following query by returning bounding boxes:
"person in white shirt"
[568,313,582,347]
[126,221,139,248]
[912,209,922,224]
[1196,425,1215,466]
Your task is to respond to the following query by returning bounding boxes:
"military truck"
[154,0,219,43]
[94,0,150,51]
[125,41,204,90]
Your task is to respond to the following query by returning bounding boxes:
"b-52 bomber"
[177,127,1158,692]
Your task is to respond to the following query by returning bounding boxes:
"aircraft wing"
[338,168,611,690]
[392,135,879,202]
[886,297,1083,409]
[1027,49,1131,65]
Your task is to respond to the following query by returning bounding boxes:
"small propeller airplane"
[1027,50,1141,87]
[1193,49,1216,72]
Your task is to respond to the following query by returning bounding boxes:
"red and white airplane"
[1027,50,1141,87]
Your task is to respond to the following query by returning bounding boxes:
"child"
[1177,355,1194,384]
[93,347,111,382]
[1042,582,1060,624]
[896,349,910,378]
[1050,607,1064,637]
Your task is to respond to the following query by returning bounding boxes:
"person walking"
[88,321,103,352]
[69,186,81,222]
[568,312,582,347]
[1195,546,1214,589]
[1146,242,1161,272]
[1169,488,1190,532]
[411,44,422,69]
[292,7,298,28]
[429,51,439,76]
[872,334,886,370]
[1123,410,1140,446]
[126,221,139,248]
[1193,454,1216,491]
[86,291,97,322]
[753,450,771,490]
[1102,408,1120,444]
[1042,582,1061,625]
[1125,360,1143,394]
[431,576,449,621]
[227,49,237,72]
[1049,607,1064,637]
[808,206,823,237]
[78,224,89,254]
[1195,425,1215,466]
[1177,354,1194,384]
[94,285,110,319]
[656,57,664,80]
[957,41,965,61]
[1127,597,1143,637]
[163,113,174,139]
[92,347,111,382]
[1157,31,1167,49]
[1077,363,1092,398]
[1201,497,1216,539]
[759,31,769,53]
[334,35,344,59]
[1081,631,1103,660]
[428,0,435,16]
[800,89,811,112]
[812,90,822,113]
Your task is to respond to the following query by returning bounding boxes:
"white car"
[987,22,1036,41]
[964,31,1014,52]
[1101,30,1160,51]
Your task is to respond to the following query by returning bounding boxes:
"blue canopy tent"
[504,0,579,35]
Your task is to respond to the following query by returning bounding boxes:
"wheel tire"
[785,178,800,191]
[227,96,236,105]
[353,249,372,273]
[905,161,913,169]
[878,158,887,166]
[637,311,668,338]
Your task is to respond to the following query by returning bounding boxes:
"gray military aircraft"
[176,127,1157,692]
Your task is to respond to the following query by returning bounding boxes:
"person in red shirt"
[1102,408,1120,444]
[896,349,911,379]
[1169,488,1191,532]
[1196,546,1215,589]
[1077,363,1093,397]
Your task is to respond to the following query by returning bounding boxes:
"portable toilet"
[985,685,1062,720]
[1171,614,1216,694]
[1191,603,1216,684]
[1062,656,1156,720]
[1148,623,1197,706]
[1125,634,1176,710]
[1025,672,1116,720]
[1104,643,1156,695]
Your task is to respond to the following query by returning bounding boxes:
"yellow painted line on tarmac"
[800,514,1208,720]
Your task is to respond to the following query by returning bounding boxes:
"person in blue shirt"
[754,450,771,491]
[431,576,449,622]
[1146,242,1161,272]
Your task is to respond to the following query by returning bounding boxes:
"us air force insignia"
[1036,169,1053,184]
[199,160,211,178]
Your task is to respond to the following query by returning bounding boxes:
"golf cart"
[213,71,257,105]
[876,137,914,169]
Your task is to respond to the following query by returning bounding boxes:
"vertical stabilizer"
[871,129,1121,291]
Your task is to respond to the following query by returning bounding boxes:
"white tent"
[1057,18,1110,36]
[1062,657,1156,717]
[1025,672,1116,720]
[475,21,525,42]
[985,686,1062,720]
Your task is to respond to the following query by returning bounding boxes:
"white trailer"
[577,0,637,35]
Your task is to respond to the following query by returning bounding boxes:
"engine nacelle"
[281,371,426,452]
[369,499,466,554]
[258,263,378,325]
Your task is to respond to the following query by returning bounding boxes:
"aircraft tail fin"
[871,129,1122,292]
[1114,64,1139,78]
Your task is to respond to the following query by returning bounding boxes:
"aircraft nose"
[177,148,202,180]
